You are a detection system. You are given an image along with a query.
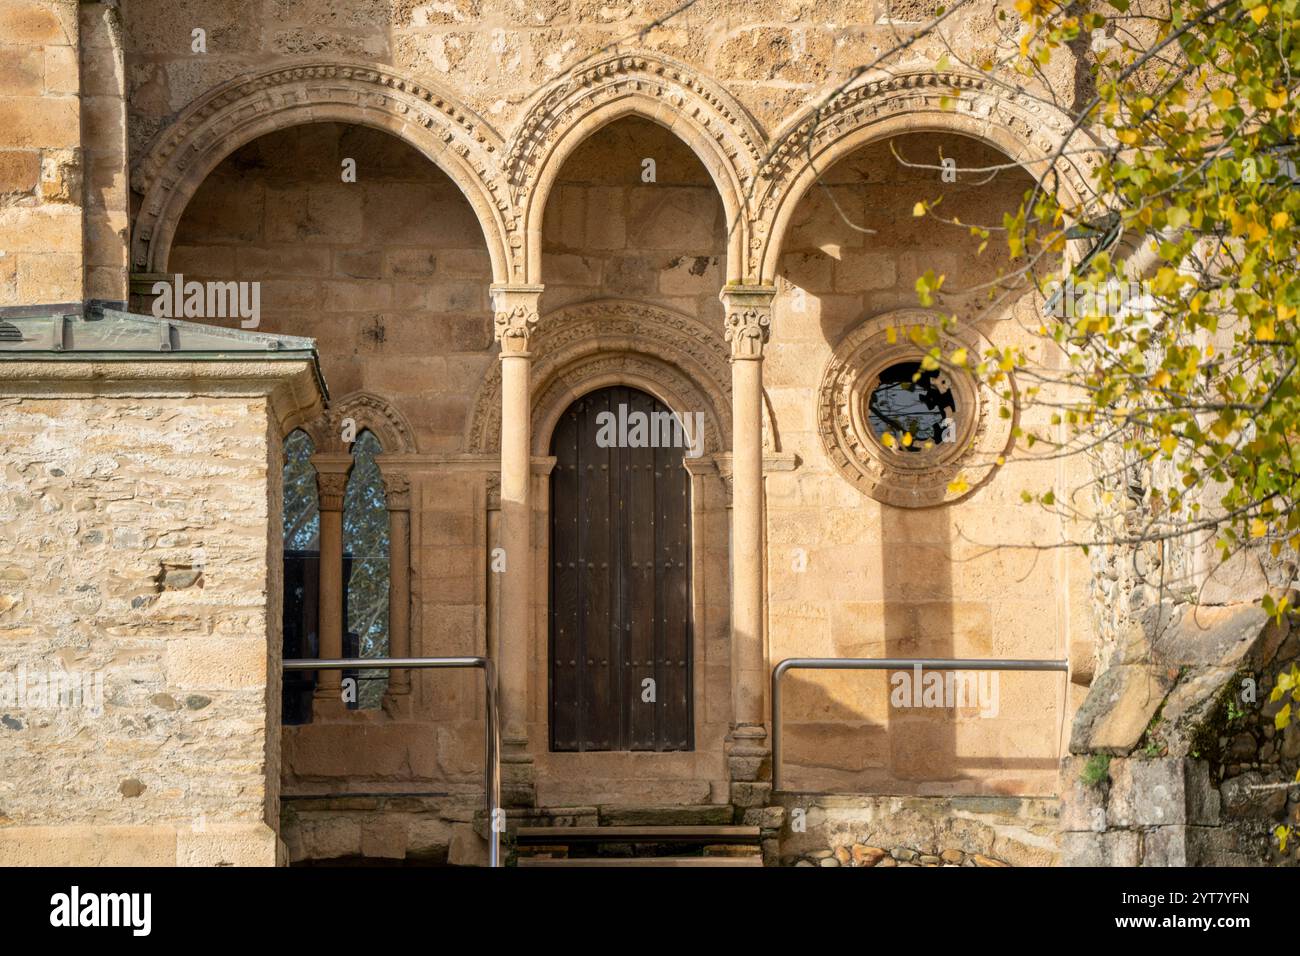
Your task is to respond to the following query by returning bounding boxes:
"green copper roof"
[0,308,327,397]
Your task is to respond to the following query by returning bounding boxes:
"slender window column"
[720,285,776,798]
[491,283,544,806]
[382,471,412,698]
[311,455,353,717]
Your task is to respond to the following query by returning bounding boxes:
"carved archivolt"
[467,299,736,455]
[818,309,1015,508]
[506,52,766,284]
[751,71,1105,282]
[130,63,513,282]
[301,390,418,455]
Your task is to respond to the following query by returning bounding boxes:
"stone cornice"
[0,359,325,435]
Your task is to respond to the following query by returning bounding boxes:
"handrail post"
[282,656,502,867]
[482,658,501,868]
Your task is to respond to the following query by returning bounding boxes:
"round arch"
[130,63,513,283]
[466,299,739,456]
[505,52,766,284]
[532,356,726,459]
[300,390,419,455]
[753,71,1105,283]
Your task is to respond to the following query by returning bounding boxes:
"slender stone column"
[720,285,775,803]
[382,471,412,698]
[491,283,544,806]
[311,455,353,717]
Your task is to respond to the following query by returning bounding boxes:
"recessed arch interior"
[169,121,497,454]
[531,111,738,291]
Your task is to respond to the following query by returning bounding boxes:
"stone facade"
[0,354,323,865]
[0,0,1286,866]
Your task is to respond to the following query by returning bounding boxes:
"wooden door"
[549,385,693,752]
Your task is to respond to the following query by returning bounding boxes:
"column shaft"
[491,284,543,806]
[721,285,776,803]
[387,483,411,695]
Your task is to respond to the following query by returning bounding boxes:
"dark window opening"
[867,361,957,452]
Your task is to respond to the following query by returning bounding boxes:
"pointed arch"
[753,71,1106,283]
[130,63,513,283]
[505,52,766,284]
[304,391,418,456]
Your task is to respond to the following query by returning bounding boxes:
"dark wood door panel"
[549,385,694,752]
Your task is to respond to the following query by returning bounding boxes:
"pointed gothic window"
[342,430,390,709]
[282,429,320,724]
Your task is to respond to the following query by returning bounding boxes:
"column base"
[501,738,536,808]
[311,691,350,720]
[728,723,772,810]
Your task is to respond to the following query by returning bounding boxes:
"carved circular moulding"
[817,309,1015,508]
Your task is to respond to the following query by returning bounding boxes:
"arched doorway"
[548,385,694,752]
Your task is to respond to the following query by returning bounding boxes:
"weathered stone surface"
[1220,772,1288,820]
[1060,829,1140,867]
[1070,664,1176,755]
[1107,759,1220,828]
[852,844,888,865]
[1153,604,1270,668]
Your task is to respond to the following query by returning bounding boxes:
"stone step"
[597,804,736,827]
[518,855,763,867]
[516,825,760,845]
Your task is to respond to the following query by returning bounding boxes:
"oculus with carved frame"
[818,309,1014,508]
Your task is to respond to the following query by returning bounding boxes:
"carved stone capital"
[491,284,545,357]
[312,453,354,511]
[720,286,775,361]
[315,471,350,511]
[382,472,411,510]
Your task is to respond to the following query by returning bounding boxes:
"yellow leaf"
[1275,702,1292,731]
[880,432,895,448]
[951,347,968,367]
[913,202,926,217]
[1152,369,1171,389]
[947,477,970,495]
[1273,212,1290,229]
[901,431,914,447]
[1160,435,1178,455]
[886,326,898,344]
[1252,518,1269,538]
[1211,88,1235,110]
[1249,4,1268,24]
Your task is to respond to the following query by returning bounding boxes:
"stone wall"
[119,0,1071,165]
[0,360,322,865]
[0,0,83,305]
[1061,601,1300,866]
[770,793,1059,867]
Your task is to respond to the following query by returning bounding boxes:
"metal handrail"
[770,657,1069,792]
[283,656,501,867]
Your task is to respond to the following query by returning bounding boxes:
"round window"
[866,362,956,452]
[817,309,1015,507]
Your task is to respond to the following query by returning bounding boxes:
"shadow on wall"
[775,132,1065,797]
